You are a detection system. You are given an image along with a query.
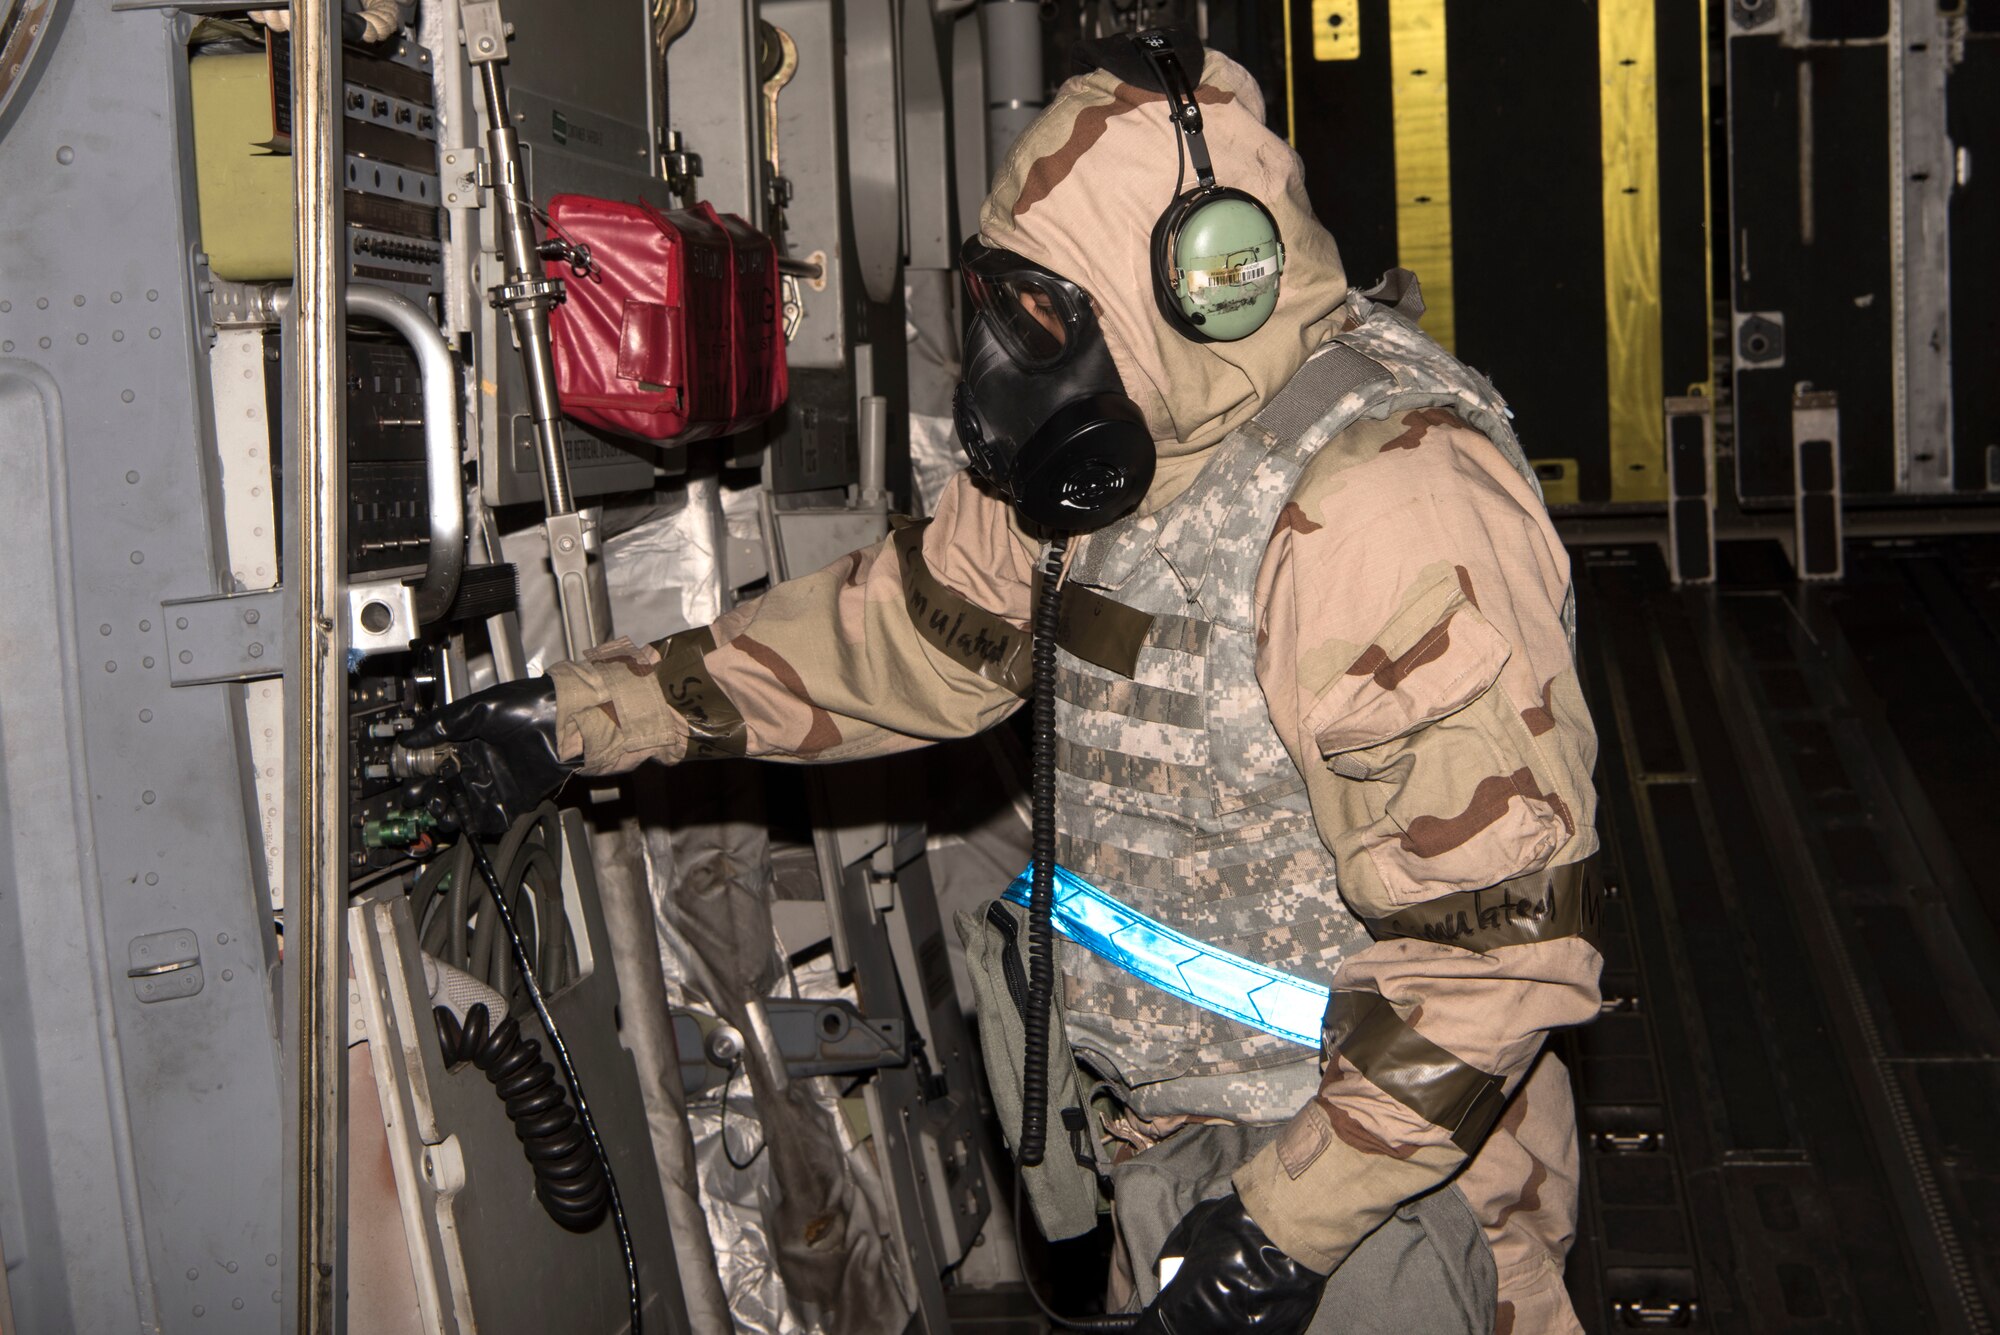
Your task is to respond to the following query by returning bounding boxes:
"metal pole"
[471,51,599,656]
[286,0,348,1327]
[1889,0,1954,493]
[478,61,575,517]
[591,817,734,1334]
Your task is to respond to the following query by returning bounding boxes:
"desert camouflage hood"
[978,49,1349,508]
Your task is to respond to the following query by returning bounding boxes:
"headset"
[1127,30,1287,342]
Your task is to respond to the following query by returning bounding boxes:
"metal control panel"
[273,32,447,304]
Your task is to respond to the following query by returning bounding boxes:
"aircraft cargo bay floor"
[1561,535,2000,1333]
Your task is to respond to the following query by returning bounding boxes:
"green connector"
[362,809,438,849]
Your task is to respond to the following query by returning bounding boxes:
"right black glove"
[403,677,579,837]
[1134,1192,1328,1335]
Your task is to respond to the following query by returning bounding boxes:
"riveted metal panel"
[0,360,155,1335]
[764,0,852,372]
[0,5,285,1330]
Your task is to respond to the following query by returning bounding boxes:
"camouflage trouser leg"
[1454,1052,1587,1335]
[1109,1122,1497,1334]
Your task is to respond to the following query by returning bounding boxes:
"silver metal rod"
[478,60,577,517]
[346,284,466,622]
[473,57,601,656]
[285,0,348,1328]
[857,394,888,504]
[776,255,825,280]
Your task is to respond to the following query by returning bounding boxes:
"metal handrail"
[345,284,466,622]
[268,282,467,624]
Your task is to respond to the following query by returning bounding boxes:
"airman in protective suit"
[418,31,1601,1333]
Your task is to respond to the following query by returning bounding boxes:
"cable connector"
[389,741,456,780]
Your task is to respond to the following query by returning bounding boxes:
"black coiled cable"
[1011,538,1140,1332]
[433,1001,610,1231]
[440,778,643,1335]
[1016,534,1068,1168]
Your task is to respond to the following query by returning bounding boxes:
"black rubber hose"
[1017,535,1069,1169]
[433,1001,611,1231]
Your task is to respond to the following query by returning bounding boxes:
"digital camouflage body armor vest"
[1052,275,1552,1123]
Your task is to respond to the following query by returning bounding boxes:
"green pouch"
[955,898,1111,1240]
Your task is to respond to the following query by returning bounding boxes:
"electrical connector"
[361,809,439,848]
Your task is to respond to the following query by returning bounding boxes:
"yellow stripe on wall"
[1599,0,1667,502]
[1284,0,1297,145]
[1388,0,1454,352]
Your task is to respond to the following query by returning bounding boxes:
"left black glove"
[1134,1192,1328,1335]
[403,677,580,837]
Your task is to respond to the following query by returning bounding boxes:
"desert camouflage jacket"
[544,404,1601,1303]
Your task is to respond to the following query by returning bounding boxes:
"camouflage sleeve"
[1233,409,1604,1276]
[543,469,1040,773]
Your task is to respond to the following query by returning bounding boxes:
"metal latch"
[441,148,485,208]
[129,929,203,1003]
[663,131,702,203]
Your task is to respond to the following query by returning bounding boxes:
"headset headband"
[1067,27,1284,344]
[1133,31,1215,189]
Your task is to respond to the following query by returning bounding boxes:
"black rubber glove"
[404,677,579,837]
[1134,1192,1328,1335]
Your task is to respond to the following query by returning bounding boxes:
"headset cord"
[434,1000,610,1230]
[1012,539,1142,1331]
[1017,535,1069,1168]
[441,769,642,1335]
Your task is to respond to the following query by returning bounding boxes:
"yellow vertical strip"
[1600,0,1667,502]
[1389,0,1454,351]
[1284,0,1298,146]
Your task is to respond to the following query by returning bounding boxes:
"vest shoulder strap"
[1151,281,1545,624]
[1251,341,1393,446]
[1077,272,1564,638]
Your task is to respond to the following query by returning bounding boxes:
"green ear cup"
[1164,192,1286,342]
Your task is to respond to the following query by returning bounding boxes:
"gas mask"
[953,238,1155,533]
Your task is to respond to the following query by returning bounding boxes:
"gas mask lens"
[962,240,1085,372]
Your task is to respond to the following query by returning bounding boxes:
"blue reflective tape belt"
[1004,864,1329,1049]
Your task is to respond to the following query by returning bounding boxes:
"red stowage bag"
[543,195,788,444]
